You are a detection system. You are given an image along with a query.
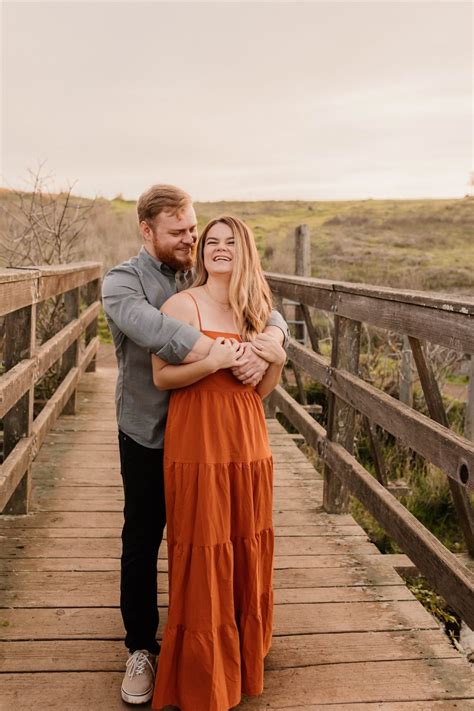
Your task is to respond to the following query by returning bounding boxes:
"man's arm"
[102,265,213,365]
[231,308,288,386]
[266,309,289,348]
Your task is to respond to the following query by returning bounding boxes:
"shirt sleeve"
[267,308,290,348]
[102,265,201,364]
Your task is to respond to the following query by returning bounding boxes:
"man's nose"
[182,231,195,244]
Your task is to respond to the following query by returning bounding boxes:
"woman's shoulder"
[161,288,202,327]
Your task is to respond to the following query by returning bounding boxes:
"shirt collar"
[139,245,175,278]
[139,245,193,284]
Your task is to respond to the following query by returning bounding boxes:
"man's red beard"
[152,236,196,272]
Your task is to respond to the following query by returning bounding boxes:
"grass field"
[2,192,473,295]
[109,196,474,293]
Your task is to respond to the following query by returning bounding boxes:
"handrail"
[265,268,474,630]
[266,273,474,353]
[0,263,102,514]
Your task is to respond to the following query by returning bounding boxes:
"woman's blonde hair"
[193,216,273,340]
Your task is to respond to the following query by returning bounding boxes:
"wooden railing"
[266,270,474,630]
[0,263,102,515]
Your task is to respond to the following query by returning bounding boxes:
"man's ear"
[139,220,153,242]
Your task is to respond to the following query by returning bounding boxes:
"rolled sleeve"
[154,321,201,364]
[267,308,289,348]
[102,267,201,364]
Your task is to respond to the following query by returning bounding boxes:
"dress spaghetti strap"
[184,292,203,331]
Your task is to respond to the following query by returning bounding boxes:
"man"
[102,184,288,705]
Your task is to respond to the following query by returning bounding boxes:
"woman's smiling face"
[203,222,235,275]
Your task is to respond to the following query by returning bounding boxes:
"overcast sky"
[2,1,472,200]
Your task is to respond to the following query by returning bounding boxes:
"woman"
[151,216,286,711]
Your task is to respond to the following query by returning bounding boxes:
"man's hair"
[136,184,192,224]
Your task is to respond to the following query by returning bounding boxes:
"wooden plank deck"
[1,366,473,710]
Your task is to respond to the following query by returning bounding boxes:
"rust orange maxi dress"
[152,326,274,711]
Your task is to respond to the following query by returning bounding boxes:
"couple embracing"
[102,184,288,711]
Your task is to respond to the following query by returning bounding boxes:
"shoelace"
[126,651,154,678]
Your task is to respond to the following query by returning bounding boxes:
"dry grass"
[1,192,473,293]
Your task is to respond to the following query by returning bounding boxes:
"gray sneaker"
[121,649,157,705]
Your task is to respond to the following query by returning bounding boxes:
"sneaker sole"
[121,686,153,705]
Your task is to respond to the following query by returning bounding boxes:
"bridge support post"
[85,279,100,372]
[61,287,80,414]
[2,303,36,514]
[409,337,474,556]
[323,315,361,513]
[294,224,310,345]
[466,356,474,442]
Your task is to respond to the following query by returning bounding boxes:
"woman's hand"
[250,333,286,365]
[206,337,244,370]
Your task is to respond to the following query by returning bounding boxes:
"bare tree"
[0,163,95,267]
[0,165,96,407]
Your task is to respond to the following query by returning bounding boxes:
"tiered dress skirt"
[152,331,274,711]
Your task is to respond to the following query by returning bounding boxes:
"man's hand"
[231,342,270,386]
[251,333,287,365]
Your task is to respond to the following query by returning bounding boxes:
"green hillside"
[2,190,473,294]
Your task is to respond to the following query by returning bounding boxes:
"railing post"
[294,224,310,345]
[61,287,80,414]
[323,314,361,513]
[399,335,414,407]
[466,355,474,442]
[2,303,36,514]
[409,337,474,555]
[85,279,100,372]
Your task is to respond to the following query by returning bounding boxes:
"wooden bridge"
[1,262,473,709]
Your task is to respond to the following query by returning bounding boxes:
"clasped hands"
[207,333,286,386]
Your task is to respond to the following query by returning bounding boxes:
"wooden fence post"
[399,335,414,407]
[323,314,361,513]
[409,337,474,555]
[466,355,474,442]
[61,287,80,414]
[2,303,36,514]
[294,225,310,344]
[85,279,100,372]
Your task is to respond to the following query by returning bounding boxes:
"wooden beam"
[363,416,388,487]
[0,270,39,317]
[409,337,474,555]
[286,339,474,491]
[273,293,306,403]
[324,316,361,513]
[294,224,311,344]
[266,272,474,315]
[270,385,474,630]
[37,264,102,301]
[266,274,474,353]
[0,302,101,420]
[300,304,321,353]
[85,280,100,372]
[466,356,474,442]
[0,438,34,514]
[0,264,101,317]
[61,288,81,414]
[399,335,414,407]
[2,304,35,514]
[0,337,99,512]
[33,337,99,453]
[0,360,36,421]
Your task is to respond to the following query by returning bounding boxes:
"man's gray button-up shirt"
[102,246,288,449]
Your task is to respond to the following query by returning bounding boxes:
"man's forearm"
[181,333,214,363]
[264,324,285,345]
[267,309,289,347]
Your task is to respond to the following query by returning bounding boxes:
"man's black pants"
[118,430,166,655]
